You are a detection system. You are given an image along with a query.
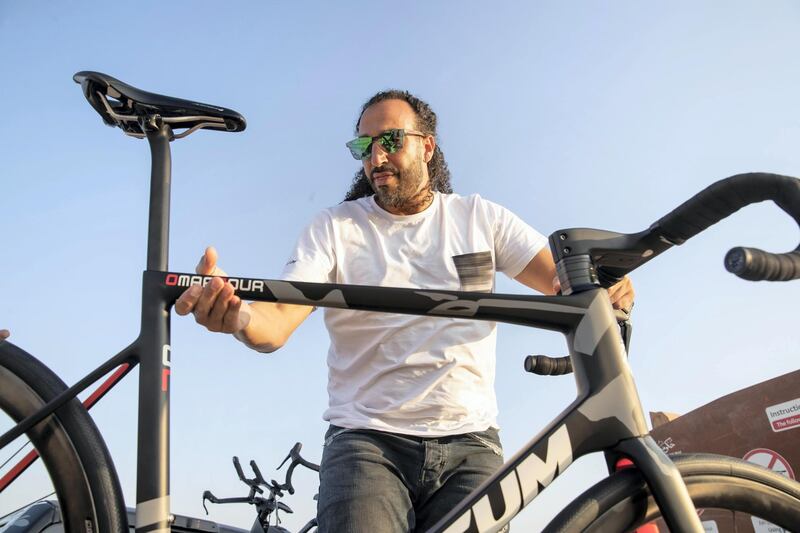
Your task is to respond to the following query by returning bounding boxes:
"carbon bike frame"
[0,121,704,533]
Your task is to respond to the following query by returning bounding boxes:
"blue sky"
[1,1,799,530]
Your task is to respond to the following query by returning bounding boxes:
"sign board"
[647,370,799,533]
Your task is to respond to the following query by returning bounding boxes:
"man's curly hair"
[343,90,453,201]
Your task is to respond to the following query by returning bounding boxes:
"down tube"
[136,272,173,533]
[428,399,621,533]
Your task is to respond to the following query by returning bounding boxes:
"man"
[176,91,634,532]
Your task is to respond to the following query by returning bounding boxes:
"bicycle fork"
[610,436,705,533]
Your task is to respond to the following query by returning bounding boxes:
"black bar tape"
[654,173,800,243]
[653,173,800,281]
[524,355,573,376]
[725,247,800,281]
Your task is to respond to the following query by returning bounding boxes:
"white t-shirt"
[281,192,547,436]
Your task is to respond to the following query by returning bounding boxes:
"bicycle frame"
[0,121,705,533]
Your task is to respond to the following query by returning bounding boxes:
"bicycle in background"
[202,442,320,533]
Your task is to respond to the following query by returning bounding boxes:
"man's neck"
[376,188,435,216]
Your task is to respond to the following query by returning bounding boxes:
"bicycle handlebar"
[202,443,319,521]
[250,459,268,487]
[202,490,253,514]
[551,174,800,294]
[724,245,800,281]
[525,355,573,375]
[652,173,800,281]
[277,442,320,495]
[232,456,264,494]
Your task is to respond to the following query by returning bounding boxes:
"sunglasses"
[345,128,426,160]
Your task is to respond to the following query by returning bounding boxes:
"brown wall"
[647,370,799,532]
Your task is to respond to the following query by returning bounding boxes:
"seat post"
[137,116,175,531]
[145,118,173,271]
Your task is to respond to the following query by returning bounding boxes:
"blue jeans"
[316,425,504,533]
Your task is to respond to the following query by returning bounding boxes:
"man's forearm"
[233,301,313,353]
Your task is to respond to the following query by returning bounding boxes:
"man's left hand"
[608,276,635,313]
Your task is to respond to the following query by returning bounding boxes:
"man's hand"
[608,276,635,313]
[175,246,251,334]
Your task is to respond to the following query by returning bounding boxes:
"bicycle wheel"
[0,340,128,532]
[544,453,800,532]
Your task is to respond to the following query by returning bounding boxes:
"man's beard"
[370,159,432,211]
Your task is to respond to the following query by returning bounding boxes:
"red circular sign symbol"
[743,448,795,480]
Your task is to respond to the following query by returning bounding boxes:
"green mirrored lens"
[347,136,373,159]
[377,131,401,154]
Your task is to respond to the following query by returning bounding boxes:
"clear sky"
[1,1,798,530]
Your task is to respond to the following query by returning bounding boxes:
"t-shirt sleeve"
[488,200,548,279]
[281,210,336,283]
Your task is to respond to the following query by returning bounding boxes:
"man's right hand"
[175,246,251,334]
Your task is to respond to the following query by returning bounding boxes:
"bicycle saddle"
[73,71,246,138]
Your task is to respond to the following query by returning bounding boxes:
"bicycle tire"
[0,340,128,532]
[544,453,800,532]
